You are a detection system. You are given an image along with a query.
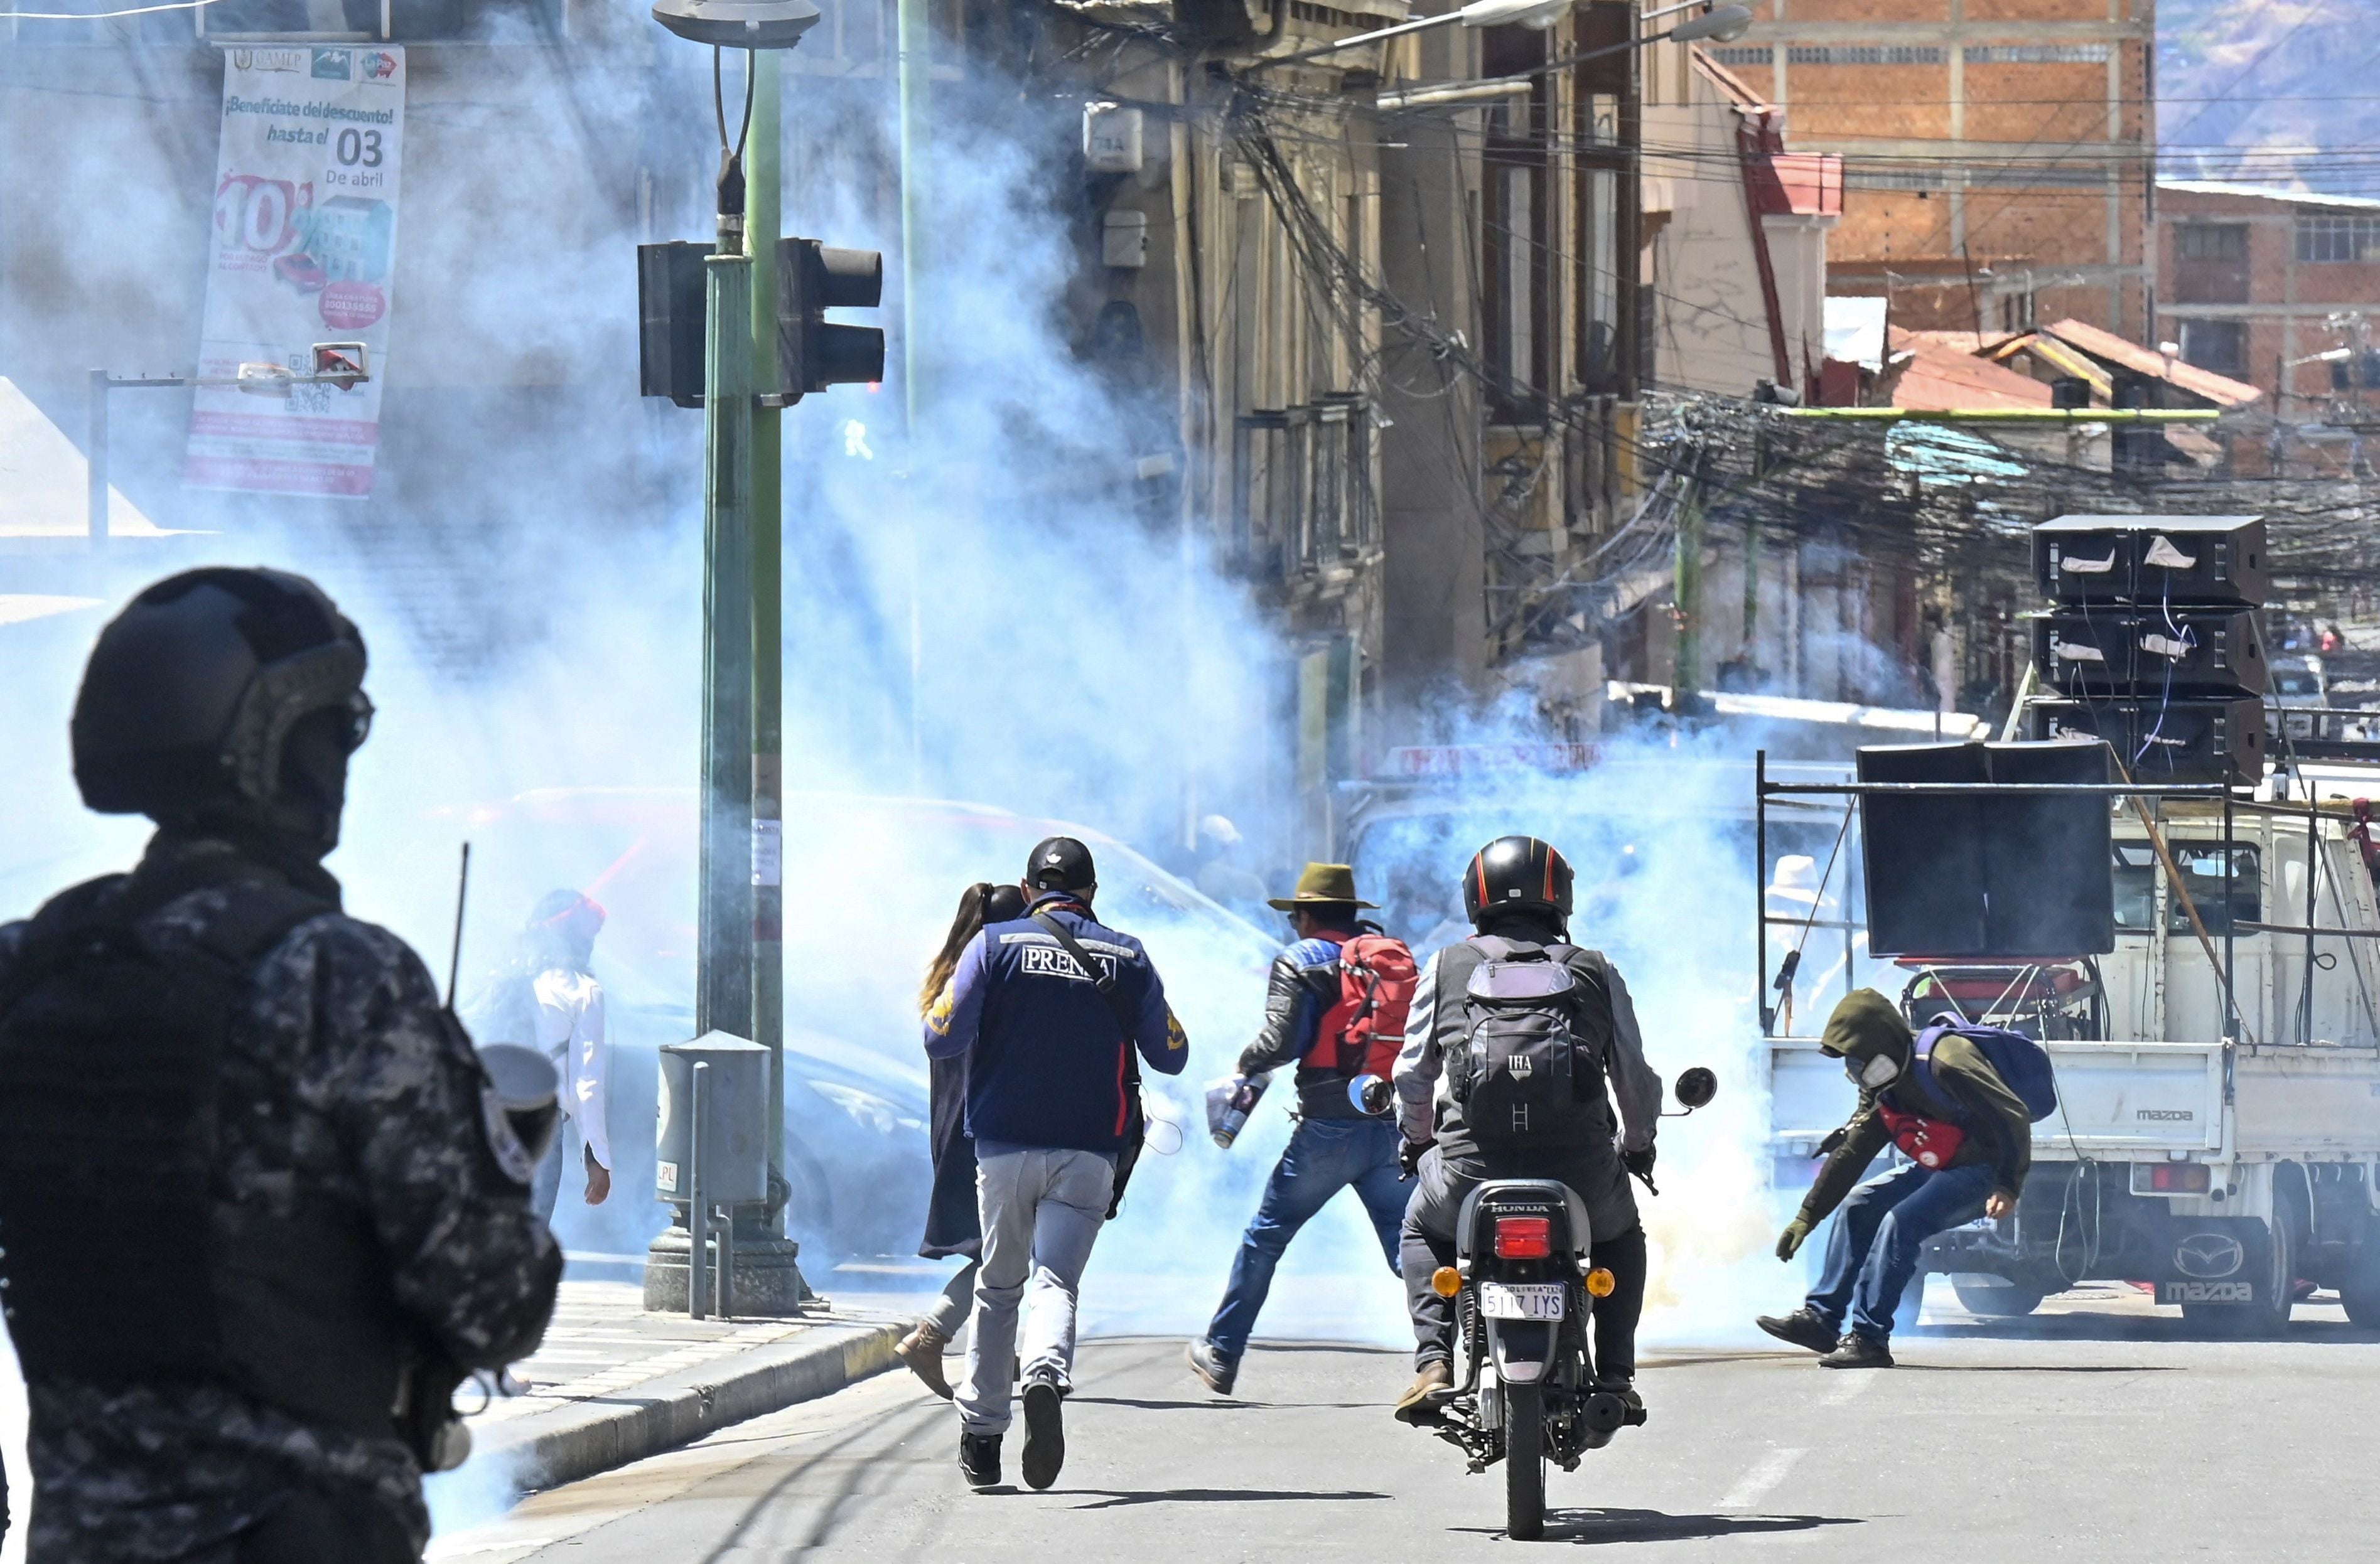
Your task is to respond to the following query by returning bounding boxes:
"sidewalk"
[448,1276,918,1505]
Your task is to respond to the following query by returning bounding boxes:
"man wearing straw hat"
[1185,864,1415,1397]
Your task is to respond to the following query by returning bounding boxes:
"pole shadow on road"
[1453,1510,1858,1545]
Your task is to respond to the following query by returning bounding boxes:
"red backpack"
[1310,933,1419,1078]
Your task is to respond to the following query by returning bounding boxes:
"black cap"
[1026,835,1097,893]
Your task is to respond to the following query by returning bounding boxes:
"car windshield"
[2111,839,2261,935]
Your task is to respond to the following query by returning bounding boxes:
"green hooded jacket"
[1797,989,2033,1226]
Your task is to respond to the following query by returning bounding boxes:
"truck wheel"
[1504,1381,1546,1541]
[1952,1278,2046,1317]
[2184,1201,2299,1339]
[2343,1283,2380,1329]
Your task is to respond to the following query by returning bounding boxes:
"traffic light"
[637,240,710,408]
[777,238,884,400]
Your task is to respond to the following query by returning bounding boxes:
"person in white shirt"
[519,889,611,1221]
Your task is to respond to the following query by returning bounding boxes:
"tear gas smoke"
[0,16,1895,1524]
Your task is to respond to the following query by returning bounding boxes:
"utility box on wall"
[1083,100,1145,172]
[1103,210,1149,269]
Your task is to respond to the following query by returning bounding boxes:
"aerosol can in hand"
[1205,1073,1271,1149]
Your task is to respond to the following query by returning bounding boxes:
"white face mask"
[1856,1054,1902,1090]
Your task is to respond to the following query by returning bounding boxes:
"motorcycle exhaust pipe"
[1579,1390,1627,1451]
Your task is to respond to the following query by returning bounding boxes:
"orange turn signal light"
[1585,1267,1617,1298]
[1431,1265,1462,1298]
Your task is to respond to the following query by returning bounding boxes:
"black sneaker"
[1818,1332,1895,1369]
[959,1431,1001,1490]
[1757,1309,1841,1355]
[1020,1378,1066,1491]
[1185,1338,1237,1397]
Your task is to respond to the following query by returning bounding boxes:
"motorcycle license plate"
[1479,1282,1566,1320]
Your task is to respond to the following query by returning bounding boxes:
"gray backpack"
[1451,937,1607,1150]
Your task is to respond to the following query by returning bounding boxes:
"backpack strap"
[1030,911,1138,1040]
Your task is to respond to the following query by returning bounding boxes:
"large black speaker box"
[2033,607,2267,697]
[1858,740,2117,958]
[2031,696,2264,784]
[2033,515,2268,607]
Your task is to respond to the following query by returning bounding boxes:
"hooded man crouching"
[1757,990,2034,1368]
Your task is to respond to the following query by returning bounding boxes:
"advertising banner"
[186,45,404,498]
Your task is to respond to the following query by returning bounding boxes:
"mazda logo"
[2175,1232,2245,1279]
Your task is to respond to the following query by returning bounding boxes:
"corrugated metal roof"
[2038,318,2264,409]
[2158,179,2380,213]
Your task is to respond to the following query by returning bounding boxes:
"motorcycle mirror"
[1672,1066,1718,1111]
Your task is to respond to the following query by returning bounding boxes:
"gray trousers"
[957,1147,1112,1434]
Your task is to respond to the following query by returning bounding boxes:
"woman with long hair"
[895,880,1026,1396]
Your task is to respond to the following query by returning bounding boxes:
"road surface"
[430,1288,2380,1562]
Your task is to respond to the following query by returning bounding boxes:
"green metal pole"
[697,209,755,1046]
[746,50,795,1282]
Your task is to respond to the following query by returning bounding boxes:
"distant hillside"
[2160,0,2380,196]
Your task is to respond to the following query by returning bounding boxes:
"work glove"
[1397,1136,1434,1180]
[1775,1218,1812,1263]
[1622,1143,1658,1195]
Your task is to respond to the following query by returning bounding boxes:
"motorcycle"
[1423,1067,1718,1541]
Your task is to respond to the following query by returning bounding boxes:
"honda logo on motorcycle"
[2174,1232,2245,1279]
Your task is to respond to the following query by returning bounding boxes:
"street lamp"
[647,0,817,1319]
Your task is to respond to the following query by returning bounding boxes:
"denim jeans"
[959,1147,1112,1433]
[1806,1160,1996,1342]
[1203,1117,1406,1361]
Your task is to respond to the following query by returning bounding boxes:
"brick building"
[2158,180,2380,418]
[1703,0,2154,338]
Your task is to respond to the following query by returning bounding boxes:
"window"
[2297,213,2380,264]
[1966,44,2111,64]
[2177,224,2248,263]
[2178,319,2247,378]
[1706,46,1769,67]
[1848,165,1948,192]
[1787,45,1946,66]
[2112,842,2261,935]
[1969,163,2108,189]
[1482,25,1551,417]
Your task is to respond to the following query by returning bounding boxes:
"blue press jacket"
[923,893,1188,1153]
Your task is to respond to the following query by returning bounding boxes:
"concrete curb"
[480,1313,910,1494]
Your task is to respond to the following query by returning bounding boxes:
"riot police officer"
[0,567,563,1562]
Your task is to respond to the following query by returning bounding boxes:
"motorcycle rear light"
[2138,1163,2212,1194]
[1494,1215,1552,1259]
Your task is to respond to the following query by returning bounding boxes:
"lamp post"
[649,0,819,1317]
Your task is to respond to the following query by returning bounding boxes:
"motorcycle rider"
[0,567,562,1562]
[1185,863,1411,1396]
[1390,836,1662,1425]
[1756,988,2031,1369]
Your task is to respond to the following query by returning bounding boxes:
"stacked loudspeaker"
[2028,514,2270,784]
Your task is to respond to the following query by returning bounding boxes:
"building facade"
[2158,180,2380,420]
[1706,0,2154,340]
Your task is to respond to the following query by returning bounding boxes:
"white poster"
[186,45,404,498]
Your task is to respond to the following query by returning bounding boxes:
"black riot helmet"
[71,567,372,855]
[1462,835,1575,928]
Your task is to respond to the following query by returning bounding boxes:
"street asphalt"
[428,1288,2380,1563]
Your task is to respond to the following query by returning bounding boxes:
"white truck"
[1766,788,2380,1334]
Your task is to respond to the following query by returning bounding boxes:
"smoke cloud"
[0,11,1910,1535]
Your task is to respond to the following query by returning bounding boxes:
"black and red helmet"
[1462,835,1575,926]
